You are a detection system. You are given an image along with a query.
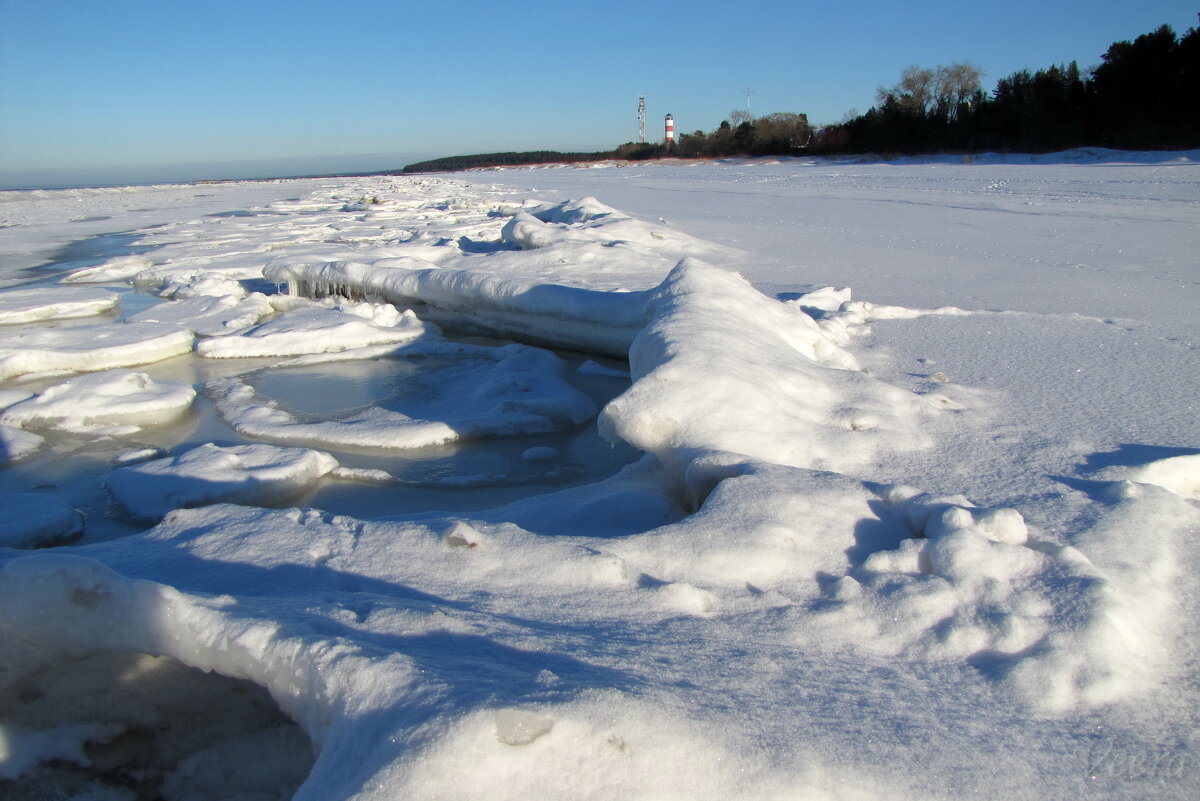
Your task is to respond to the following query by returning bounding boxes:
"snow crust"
[0,159,1197,800]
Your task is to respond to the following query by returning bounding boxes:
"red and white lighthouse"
[664,113,675,145]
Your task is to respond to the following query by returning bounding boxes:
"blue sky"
[1,0,1196,187]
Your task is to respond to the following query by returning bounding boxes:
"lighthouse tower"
[664,113,675,145]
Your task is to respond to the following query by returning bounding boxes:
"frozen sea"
[0,152,1198,800]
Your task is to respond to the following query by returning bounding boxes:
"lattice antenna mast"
[638,96,646,143]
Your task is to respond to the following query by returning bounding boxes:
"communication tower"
[638,96,646,143]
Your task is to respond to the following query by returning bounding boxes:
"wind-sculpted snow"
[1,165,1197,800]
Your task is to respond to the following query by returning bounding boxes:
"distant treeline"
[816,22,1199,154]
[403,151,608,173]
[403,20,1197,173]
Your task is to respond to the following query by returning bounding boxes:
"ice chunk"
[106,442,340,518]
[0,369,195,434]
[60,254,154,283]
[0,493,84,548]
[126,293,275,337]
[0,286,119,324]
[197,302,434,358]
[155,270,247,299]
[0,423,43,464]
[0,323,194,381]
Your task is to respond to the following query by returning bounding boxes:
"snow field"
[0,161,1197,800]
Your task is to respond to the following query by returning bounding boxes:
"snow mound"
[197,300,434,358]
[106,443,340,519]
[208,343,597,449]
[0,323,194,381]
[0,369,195,434]
[0,286,119,324]
[0,493,84,548]
[0,557,316,797]
[1095,452,1200,501]
[599,259,934,492]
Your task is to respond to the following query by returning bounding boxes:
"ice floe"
[0,286,119,324]
[196,299,433,358]
[0,369,195,434]
[0,323,194,381]
[106,442,341,519]
[125,292,275,337]
[0,493,84,548]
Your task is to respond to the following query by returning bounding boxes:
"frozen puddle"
[0,650,314,801]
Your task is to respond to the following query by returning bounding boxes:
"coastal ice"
[0,369,195,434]
[1,153,1197,800]
[0,323,194,381]
[106,442,341,519]
[196,300,434,358]
[0,493,83,548]
[0,286,119,324]
[126,292,275,337]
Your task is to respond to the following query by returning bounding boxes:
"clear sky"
[1,0,1196,187]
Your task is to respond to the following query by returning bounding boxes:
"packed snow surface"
[0,153,1197,800]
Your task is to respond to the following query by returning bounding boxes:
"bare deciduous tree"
[878,63,982,118]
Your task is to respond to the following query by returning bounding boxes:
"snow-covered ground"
[0,152,1197,800]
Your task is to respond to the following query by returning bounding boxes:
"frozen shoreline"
[1,161,1198,800]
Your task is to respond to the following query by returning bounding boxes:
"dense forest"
[404,19,1199,173]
